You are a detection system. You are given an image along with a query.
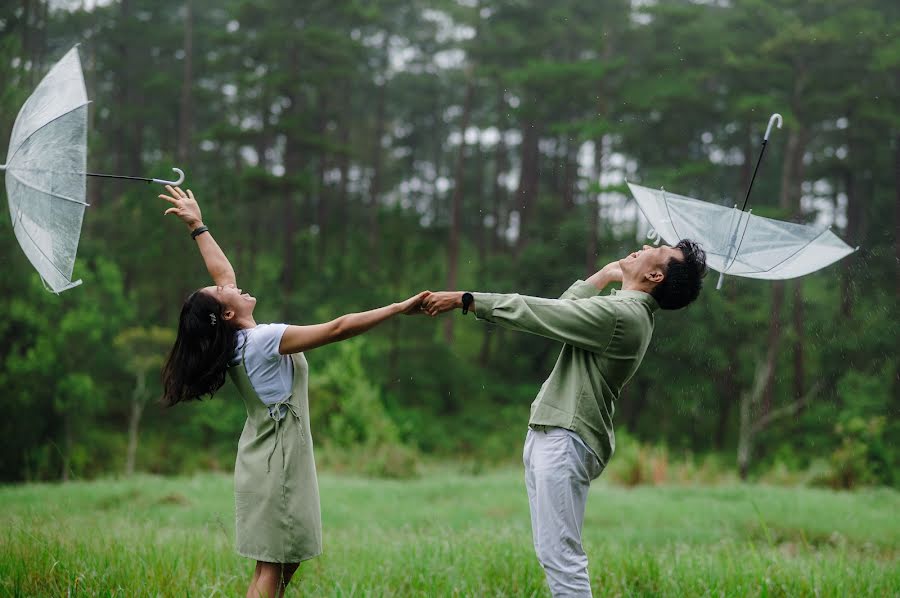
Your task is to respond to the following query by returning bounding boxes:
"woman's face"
[201,283,256,324]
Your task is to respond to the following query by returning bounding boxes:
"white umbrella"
[627,114,857,289]
[0,46,184,293]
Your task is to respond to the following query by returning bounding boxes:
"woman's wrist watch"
[461,292,474,315]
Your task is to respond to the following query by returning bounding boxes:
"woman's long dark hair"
[161,290,238,406]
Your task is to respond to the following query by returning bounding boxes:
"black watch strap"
[191,225,209,240]
[461,292,474,315]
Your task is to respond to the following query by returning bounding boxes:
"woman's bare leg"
[247,561,300,598]
[246,562,264,597]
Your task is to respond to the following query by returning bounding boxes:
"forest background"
[0,0,897,488]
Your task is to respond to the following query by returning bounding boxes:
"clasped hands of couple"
[402,262,625,318]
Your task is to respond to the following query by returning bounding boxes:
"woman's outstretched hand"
[398,291,432,315]
[160,185,203,230]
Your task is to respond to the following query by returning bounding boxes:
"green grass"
[1,469,898,596]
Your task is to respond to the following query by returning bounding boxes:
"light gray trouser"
[524,427,604,598]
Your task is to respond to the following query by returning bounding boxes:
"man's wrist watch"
[461,292,474,315]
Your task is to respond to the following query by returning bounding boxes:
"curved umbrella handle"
[764,113,783,141]
[151,168,185,186]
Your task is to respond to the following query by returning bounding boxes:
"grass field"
[1,469,898,597]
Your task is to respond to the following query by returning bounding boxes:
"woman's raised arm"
[159,185,237,287]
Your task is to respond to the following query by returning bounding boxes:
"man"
[422,240,707,597]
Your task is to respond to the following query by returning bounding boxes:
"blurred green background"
[0,0,897,491]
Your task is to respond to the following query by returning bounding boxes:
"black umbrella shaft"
[84,171,154,183]
[740,139,768,212]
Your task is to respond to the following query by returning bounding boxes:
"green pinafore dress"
[228,337,322,564]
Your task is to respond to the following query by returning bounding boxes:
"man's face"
[619,244,684,286]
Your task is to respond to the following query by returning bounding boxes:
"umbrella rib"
[660,189,684,241]
[724,211,754,273]
[11,211,75,284]
[4,100,90,168]
[6,168,88,206]
[751,227,834,274]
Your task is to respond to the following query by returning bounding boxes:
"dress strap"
[240,328,252,367]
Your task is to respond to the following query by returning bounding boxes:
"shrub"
[307,339,421,478]
[827,416,892,489]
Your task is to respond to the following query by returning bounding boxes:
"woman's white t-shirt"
[231,323,293,405]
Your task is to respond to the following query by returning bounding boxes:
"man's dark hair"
[651,239,707,310]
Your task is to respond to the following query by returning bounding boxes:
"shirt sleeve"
[471,292,617,354]
[558,279,599,300]
[252,323,289,361]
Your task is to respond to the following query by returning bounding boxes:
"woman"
[158,185,427,598]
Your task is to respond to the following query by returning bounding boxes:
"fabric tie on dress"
[266,398,301,473]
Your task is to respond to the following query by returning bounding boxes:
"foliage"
[0,0,897,484]
[308,339,421,478]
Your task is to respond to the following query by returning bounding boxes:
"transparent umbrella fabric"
[3,46,88,292]
[627,182,856,281]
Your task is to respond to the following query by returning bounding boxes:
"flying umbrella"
[627,114,857,289]
[0,45,184,293]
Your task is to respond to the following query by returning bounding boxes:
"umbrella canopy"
[1,46,185,293]
[627,181,857,284]
[2,46,88,293]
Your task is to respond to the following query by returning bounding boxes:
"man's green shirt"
[472,281,658,467]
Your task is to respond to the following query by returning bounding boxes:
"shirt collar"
[610,288,659,311]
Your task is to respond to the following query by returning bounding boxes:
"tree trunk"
[761,282,784,416]
[895,133,900,301]
[113,0,132,200]
[177,0,193,165]
[586,134,603,277]
[36,0,47,75]
[277,41,306,299]
[280,94,302,298]
[490,86,508,255]
[21,0,31,82]
[444,75,475,343]
[336,96,351,276]
[714,341,738,450]
[894,133,900,403]
[83,37,99,210]
[125,370,147,476]
[562,138,576,211]
[737,348,774,480]
[368,80,387,269]
[786,125,809,404]
[778,128,807,211]
[473,142,486,265]
[315,91,330,270]
[61,410,72,482]
[25,0,48,87]
[792,280,805,402]
[841,167,858,318]
[514,118,540,256]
